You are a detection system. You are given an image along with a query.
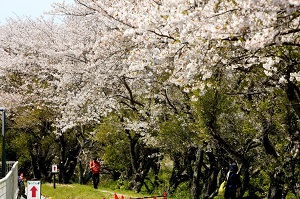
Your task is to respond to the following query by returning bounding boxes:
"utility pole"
[0,108,6,178]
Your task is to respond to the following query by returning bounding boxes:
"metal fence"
[0,162,17,178]
[0,161,18,199]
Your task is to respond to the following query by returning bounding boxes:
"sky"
[0,0,74,24]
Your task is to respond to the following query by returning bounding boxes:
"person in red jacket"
[90,157,101,189]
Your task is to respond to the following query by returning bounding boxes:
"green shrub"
[168,181,191,199]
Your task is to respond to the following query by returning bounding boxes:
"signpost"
[52,164,58,188]
[52,164,57,173]
[27,181,41,199]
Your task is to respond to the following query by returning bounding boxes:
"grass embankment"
[41,183,148,199]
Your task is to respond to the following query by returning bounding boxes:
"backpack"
[218,180,227,197]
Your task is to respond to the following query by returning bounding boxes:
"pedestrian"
[89,157,101,189]
[224,163,241,199]
[17,173,27,199]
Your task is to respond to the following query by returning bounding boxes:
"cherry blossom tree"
[0,0,300,197]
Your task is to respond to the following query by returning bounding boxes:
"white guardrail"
[0,161,18,199]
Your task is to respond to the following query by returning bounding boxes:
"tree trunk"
[286,81,300,118]
[268,171,284,199]
[190,147,204,199]
[126,129,160,192]
[30,151,41,180]
[201,151,219,199]
[168,152,190,195]
[57,132,81,184]
[239,160,251,198]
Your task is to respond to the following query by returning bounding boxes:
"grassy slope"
[41,183,150,199]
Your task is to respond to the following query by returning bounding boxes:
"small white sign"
[52,164,58,173]
[27,181,41,199]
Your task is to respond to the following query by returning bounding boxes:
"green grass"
[40,181,299,199]
[41,183,150,199]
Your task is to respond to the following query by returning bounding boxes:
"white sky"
[0,0,74,24]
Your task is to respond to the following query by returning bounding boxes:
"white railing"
[0,161,18,199]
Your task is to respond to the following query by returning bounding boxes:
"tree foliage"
[0,0,300,198]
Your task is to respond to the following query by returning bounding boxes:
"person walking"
[17,173,27,199]
[90,157,101,189]
[224,163,241,199]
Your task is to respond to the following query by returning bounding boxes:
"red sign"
[27,181,41,199]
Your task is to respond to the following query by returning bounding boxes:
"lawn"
[41,183,150,199]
